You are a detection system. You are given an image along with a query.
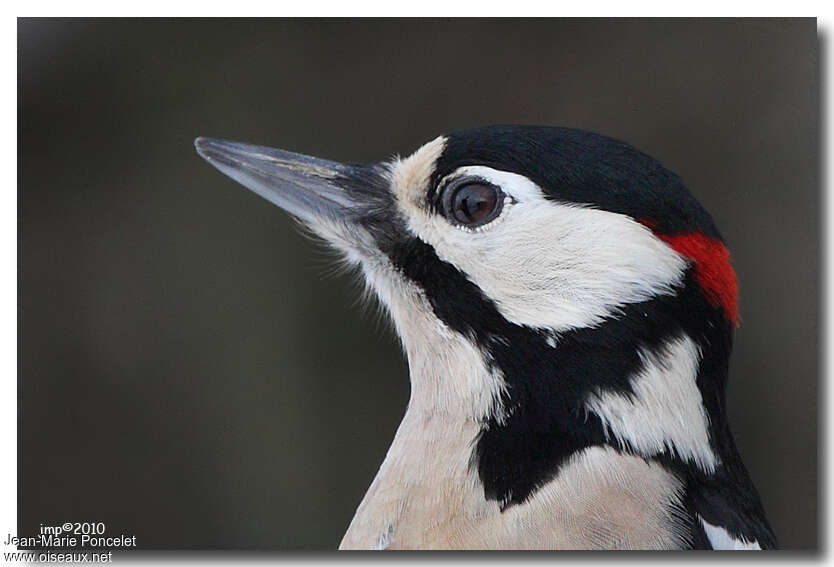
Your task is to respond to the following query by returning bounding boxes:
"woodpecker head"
[196,125,741,510]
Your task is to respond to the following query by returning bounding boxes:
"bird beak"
[194,137,383,228]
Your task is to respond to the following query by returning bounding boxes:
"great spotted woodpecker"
[195,125,775,550]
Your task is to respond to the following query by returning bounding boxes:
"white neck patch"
[585,333,718,473]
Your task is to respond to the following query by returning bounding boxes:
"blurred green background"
[19,18,817,549]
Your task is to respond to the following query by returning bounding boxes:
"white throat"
[339,265,502,549]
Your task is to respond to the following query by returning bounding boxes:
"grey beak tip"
[194,136,213,160]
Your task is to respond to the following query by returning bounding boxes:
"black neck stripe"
[383,234,735,508]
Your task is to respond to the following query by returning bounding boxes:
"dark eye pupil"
[451,183,499,225]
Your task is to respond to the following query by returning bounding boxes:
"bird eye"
[443,182,504,228]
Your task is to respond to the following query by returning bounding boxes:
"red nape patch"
[639,221,739,327]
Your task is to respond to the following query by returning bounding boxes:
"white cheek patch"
[700,517,761,550]
[585,334,718,474]
[396,165,689,333]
